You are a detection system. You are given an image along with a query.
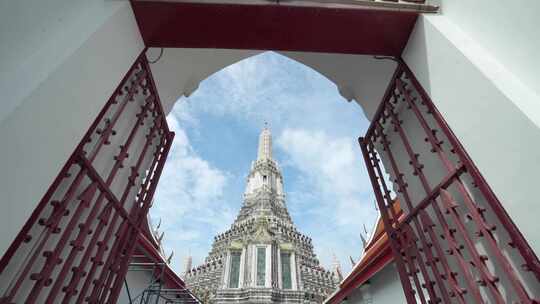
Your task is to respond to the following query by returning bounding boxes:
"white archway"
[2,2,540,261]
[145,48,397,121]
[2,1,540,302]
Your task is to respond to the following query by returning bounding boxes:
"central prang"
[184,127,340,304]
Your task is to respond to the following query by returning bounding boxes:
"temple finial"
[332,253,344,282]
[257,124,272,160]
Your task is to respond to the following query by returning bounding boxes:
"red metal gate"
[0,52,174,304]
[360,60,540,303]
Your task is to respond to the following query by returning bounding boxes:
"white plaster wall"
[146,47,262,115]
[369,264,406,303]
[118,269,156,304]
[441,0,540,98]
[147,48,396,119]
[403,11,540,258]
[341,263,404,304]
[0,0,131,124]
[0,2,144,256]
[342,285,364,304]
[280,51,397,119]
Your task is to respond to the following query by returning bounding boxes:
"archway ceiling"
[131,0,426,56]
[147,48,396,120]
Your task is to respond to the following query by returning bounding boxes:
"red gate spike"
[86,70,148,163]
[97,205,112,224]
[439,189,506,302]
[82,132,168,304]
[78,182,98,208]
[439,190,459,210]
[360,138,419,304]
[72,115,159,303]
[407,226,441,302]
[45,201,69,227]
[371,148,441,302]
[128,167,140,186]
[420,210,484,303]
[400,234,429,304]
[40,178,103,302]
[374,122,456,303]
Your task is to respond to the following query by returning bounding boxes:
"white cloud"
[191,52,320,127]
[276,128,378,272]
[277,128,373,223]
[149,114,234,273]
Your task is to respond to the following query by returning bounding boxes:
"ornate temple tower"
[185,127,338,303]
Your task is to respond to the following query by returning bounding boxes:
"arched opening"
[147,50,381,279]
[2,1,540,302]
[143,48,540,303]
[2,45,540,304]
[144,48,398,121]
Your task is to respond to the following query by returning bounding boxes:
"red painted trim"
[131,1,418,56]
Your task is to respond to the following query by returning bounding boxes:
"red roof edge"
[137,233,187,288]
[326,200,402,304]
[326,244,393,304]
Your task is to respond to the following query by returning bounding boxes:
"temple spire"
[332,253,344,282]
[257,123,272,161]
[183,251,192,278]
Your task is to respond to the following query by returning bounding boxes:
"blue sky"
[149,51,378,276]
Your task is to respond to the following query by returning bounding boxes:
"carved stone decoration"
[251,218,274,244]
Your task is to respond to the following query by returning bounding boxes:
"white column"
[277,247,282,289]
[239,247,246,288]
[276,177,283,195]
[291,252,298,290]
[251,245,257,287]
[222,251,231,288]
[265,245,272,287]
